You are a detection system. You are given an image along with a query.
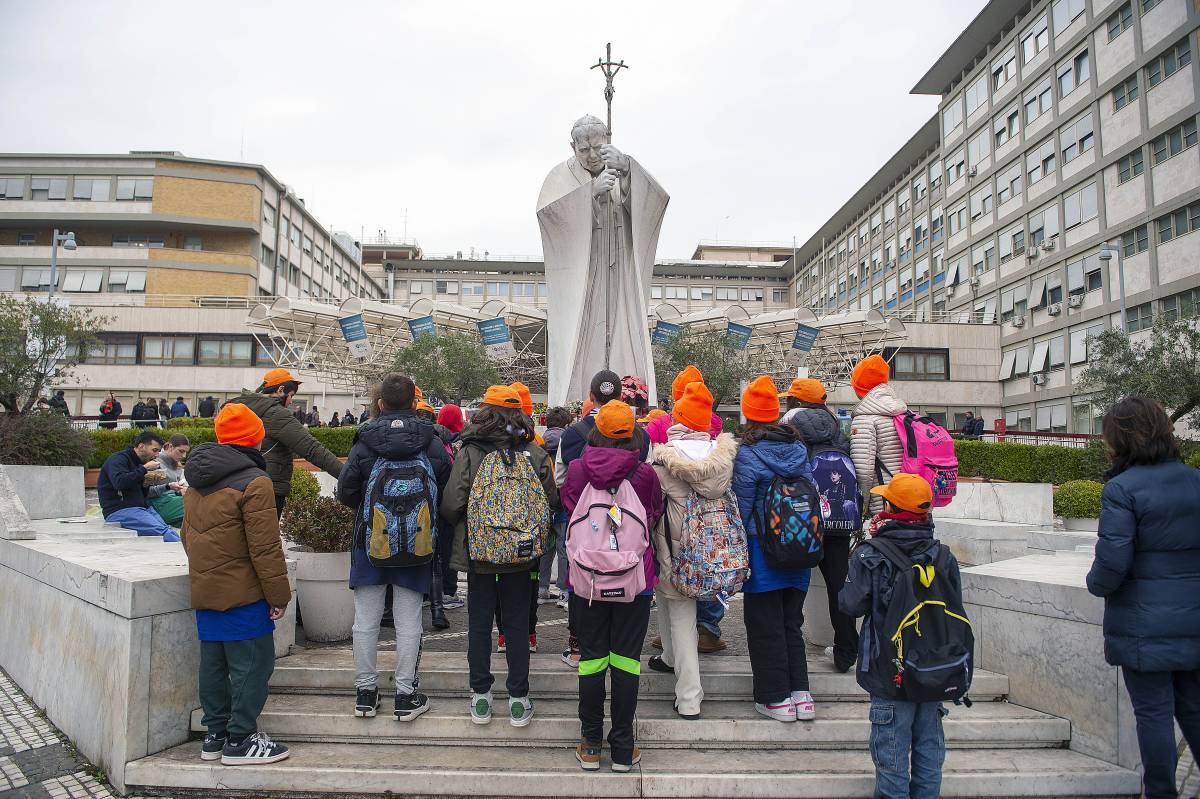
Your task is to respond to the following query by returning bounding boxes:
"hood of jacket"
[458,421,528,451]
[742,432,810,479]
[184,443,263,490]
[853,383,908,418]
[577,445,642,490]
[783,405,841,446]
[655,432,737,499]
[356,411,435,459]
[872,517,936,556]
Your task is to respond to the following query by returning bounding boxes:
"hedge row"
[86,424,359,468]
[954,439,1108,485]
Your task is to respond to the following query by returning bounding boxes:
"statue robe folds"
[537,157,669,406]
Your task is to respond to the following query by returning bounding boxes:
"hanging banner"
[477,317,516,358]
[791,324,820,352]
[651,320,681,346]
[407,315,437,339]
[726,322,752,350]
[338,313,372,359]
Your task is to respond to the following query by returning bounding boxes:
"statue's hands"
[593,168,620,197]
[599,145,630,175]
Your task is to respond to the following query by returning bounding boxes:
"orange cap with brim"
[416,401,435,414]
[780,377,827,404]
[510,381,534,416]
[870,473,933,514]
[671,365,704,401]
[214,403,265,447]
[480,385,522,409]
[596,400,635,439]
[262,368,301,389]
[741,375,780,423]
[414,385,423,401]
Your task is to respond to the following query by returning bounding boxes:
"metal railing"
[955,430,1101,448]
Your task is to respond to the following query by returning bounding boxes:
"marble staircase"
[125,651,1141,798]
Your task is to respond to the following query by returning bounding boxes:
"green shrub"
[308,426,357,457]
[281,493,354,552]
[0,411,95,467]
[87,426,216,468]
[954,439,1106,485]
[1054,480,1104,518]
[166,417,214,429]
[289,468,321,502]
[1186,451,1200,470]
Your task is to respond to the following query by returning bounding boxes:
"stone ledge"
[939,482,1053,526]
[963,552,1103,625]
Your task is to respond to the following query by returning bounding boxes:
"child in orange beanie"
[848,354,908,515]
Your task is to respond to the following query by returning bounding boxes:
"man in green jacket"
[223,368,343,517]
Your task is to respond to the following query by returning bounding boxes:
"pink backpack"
[566,468,649,603]
[892,411,959,507]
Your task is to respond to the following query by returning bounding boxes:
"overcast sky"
[2,1,981,259]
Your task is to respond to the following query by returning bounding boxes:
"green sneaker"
[470,692,492,725]
[509,696,534,727]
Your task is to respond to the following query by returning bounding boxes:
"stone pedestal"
[939,481,1054,526]
[0,465,35,540]
[4,465,86,520]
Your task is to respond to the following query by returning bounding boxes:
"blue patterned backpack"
[361,453,438,568]
[667,488,750,599]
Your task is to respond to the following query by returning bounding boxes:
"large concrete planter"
[1063,517,1100,532]
[5,465,86,519]
[289,549,353,642]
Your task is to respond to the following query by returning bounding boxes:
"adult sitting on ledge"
[96,428,179,542]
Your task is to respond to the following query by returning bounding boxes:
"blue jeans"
[868,695,946,799]
[696,597,723,637]
[106,506,179,542]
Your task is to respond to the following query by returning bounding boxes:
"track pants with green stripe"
[573,593,652,758]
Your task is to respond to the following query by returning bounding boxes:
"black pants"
[437,522,458,596]
[467,571,532,697]
[198,634,275,740]
[818,535,859,671]
[573,594,652,760]
[275,493,287,519]
[1122,667,1200,799]
[743,588,809,704]
[495,566,538,637]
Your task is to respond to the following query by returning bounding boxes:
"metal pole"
[1116,246,1127,332]
[49,228,58,299]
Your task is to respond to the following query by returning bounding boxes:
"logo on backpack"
[668,489,750,599]
[361,454,438,568]
[810,448,862,533]
[466,449,550,566]
[893,411,958,508]
[756,457,824,570]
[566,467,649,603]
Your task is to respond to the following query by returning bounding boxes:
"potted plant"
[1054,480,1103,532]
[281,471,356,642]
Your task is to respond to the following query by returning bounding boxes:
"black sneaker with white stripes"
[394,691,430,722]
[220,731,290,765]
[200,732,227,761]
[355,686,380,718]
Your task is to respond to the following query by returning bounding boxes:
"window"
[715,287,738,301]
[929,164,942,192]
[1048,274,1064,305]
[511,282,535,297]
[1000,224,1026,262]
[931,211,944,242]
[61,270,103,293]
[1107,2,1133,40]
[112,233,164,248]
[85,334,138,365]
[1070,322,1105,364]
[183,235,202,251]
[942,99,963,135]
[107,270,146,292]
[1024,75,1054,125]
[1058,50,1090,98]
[1122,223,1149,256]
[142,336,195,366]
[1060,113,1094,163]
[1049,335,1066,368]
[1067,253,1103,294]
[411,280,431,295]
[0,177,25,199]
[972,243,996,275]
[741,288,764,302]
[1063,183,1098,229]
[948,204,967,236]
[30,177,68,200]
[995,107,1020,147]
[1161,287,1200,320]
[1029,204,1059,246]
[198,338,253,366]
[968,128,991,166]
[871,211,882,235]
[1147,38,1192,88]
[945,150,966,183]
[461,282,485,296]
[1142,0,1161,9]
[992,47,1017,91]
[970,185,994,219]
[1027,138,1057,184]
[302,235,313,254]
[1036,403,1068,433]
[772,288,788,303]
[262,202,276,228]
[73,177,111,201]
[915,220,929,254]
[997,160,1023,204]
[965,76,988,116]
[115,177,153,201]
[1001,283,1029,322]
[1022,14,1050,61]
[651,286,662,300]
[289,224,300,248]
[691,286,713,301]
[1151,118,1198,164]
[884,199,897,226]
[1155,201,1200,243]
[663,285,686,299]
[1126,302,1154,333]
[1052,0,1085,33]
[1112,74,1139,112]
[435,280,459,295]
[887,348,949,381]
[912,174,927,202]
[261,244,273,265]
[279,217,288,241]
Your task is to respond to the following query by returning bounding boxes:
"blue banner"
[338,313,371,358]
[651,320,681,346]
[791,324,819,352]
[408,315,437,338]
[477,317,511,346]
[726,322,752,350]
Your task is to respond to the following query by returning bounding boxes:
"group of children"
[181,357,965,794]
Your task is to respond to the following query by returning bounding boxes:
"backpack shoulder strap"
[862,537,913,574]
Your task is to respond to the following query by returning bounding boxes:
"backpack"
[566,466,649,603]
[466,448,550,566]
[361,453,438,568]
[754,451,824,569]
[809,446,862,534]
[866,537,974,704]
[891,411,959,507]
[666,488,750,599]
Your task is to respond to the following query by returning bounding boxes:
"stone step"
[125,740,1141,798]
[270,650,1011,702]
[190,694,1069,749]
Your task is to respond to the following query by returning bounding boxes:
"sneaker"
[650,635,663,650]
[611,747,641,773]
[561,648,580,669]
[791,690,816,721]
[754,700,798,722]
[647,654,673,674]
[442,595,465,610]
[509,696,534,727]
[394,692,430,722]
[555,595,569,610]
[200,732,226,761]
[354,687,380,718]
[575,738,601,771]
[537,590,560,605]
[470,692,492,725]
[496,634,506,653]
[220,731,290,765]
[529,634,538,653]
[697,628,727,653]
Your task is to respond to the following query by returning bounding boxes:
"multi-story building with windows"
[789,0,1198,433]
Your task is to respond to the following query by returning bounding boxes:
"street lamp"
[48,229,77,299]
[1097,243,1126,332]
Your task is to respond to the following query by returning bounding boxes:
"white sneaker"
[509,696,534,727]
[791,690,816,720]
[470,692,492,725]
[754,700,797,722]
[824,646,835,661]
[555,595,569,611]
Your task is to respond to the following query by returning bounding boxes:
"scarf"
[866,509,929,537]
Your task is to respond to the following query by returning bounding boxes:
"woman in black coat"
[1086,395,1200,799]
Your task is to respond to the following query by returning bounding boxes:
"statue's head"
[570,115,609,176]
